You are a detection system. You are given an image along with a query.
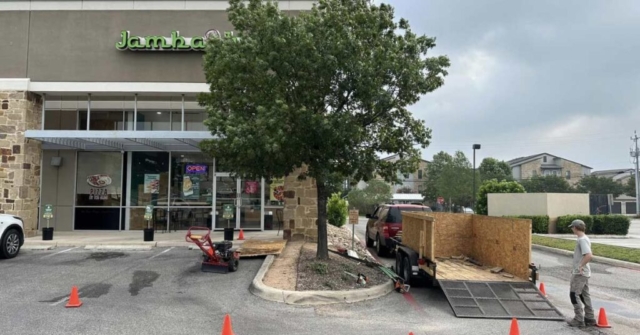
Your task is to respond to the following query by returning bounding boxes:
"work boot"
[567,318,585,327]
[585,318,597,327]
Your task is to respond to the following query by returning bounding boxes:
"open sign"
[185,164,208,175]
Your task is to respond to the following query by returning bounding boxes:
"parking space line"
[149,247,174,260]
[49,296,71,306]
[41,247,79,259]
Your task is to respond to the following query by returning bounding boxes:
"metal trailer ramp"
[440,280,564,320]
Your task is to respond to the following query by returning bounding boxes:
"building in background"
[0,1,315,235]
[592,168,637,216]
[356,155,429,193]
[508,153,592,186]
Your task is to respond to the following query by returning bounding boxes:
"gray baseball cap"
[568,219,586,229]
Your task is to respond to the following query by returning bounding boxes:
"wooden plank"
[237,239,287,258]
[434,259,525,282]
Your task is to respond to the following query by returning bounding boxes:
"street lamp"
[472,144,481,209]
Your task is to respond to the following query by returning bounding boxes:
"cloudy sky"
[382,0,640,170]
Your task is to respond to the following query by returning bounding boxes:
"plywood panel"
[434,259,525,282]
[431,213,473,258]
[472,215,531,280]
[401,212,434,259]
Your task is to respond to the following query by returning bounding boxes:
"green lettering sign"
[116,29,239,52]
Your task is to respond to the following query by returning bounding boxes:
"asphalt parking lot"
[0,246,604,335]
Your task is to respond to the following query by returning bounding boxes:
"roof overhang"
[25,130,215,152]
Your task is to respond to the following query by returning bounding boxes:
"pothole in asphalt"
[129,270,160,296]
[87,252,128,261]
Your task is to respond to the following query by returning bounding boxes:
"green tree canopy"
[198,0,449,259]
[475,179,525,215]
[519,175,574,193]
[624,175,637,196]
[422,151,475,207]
[346,180,392,215]
[478,158,513,182]
[575,175,625,198]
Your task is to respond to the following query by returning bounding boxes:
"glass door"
[214,174,264,230]
[215,173,238,229]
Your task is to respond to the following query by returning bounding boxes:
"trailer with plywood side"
[391,212,564,321]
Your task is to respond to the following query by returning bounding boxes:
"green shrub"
[592,215,631,235]
[475,179,526,215]
[512,215,549,234]
[308,262,328,275]
[327,193,348,227]
[556,215,594,234]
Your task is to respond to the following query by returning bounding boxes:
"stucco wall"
[488,193,589,233]
[40,150,77,231]
[488,193,548,217]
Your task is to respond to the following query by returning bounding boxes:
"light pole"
[472,144,481,209]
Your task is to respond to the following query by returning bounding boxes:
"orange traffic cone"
[238,229,245,240]
[539,282,547,297]
[409,333,414,335]
[509,318,520,335]
[596,307,611,328]
[221,314,234,335]
[65,286,83,308]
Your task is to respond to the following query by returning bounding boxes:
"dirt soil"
[262,241,304,290]
[296,243,389,291]
[327,224,376,262]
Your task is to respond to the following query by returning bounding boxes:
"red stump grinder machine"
[186,226,240,273]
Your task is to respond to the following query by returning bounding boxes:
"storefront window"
[76,152,123,206]
[136,110,171,131]
[170,152,213,206]
[129,152,170,206]
[171,111,207,131]
[79,110,127,130]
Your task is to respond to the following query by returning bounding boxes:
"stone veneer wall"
[282,166,318,241]
[0,91,42,236]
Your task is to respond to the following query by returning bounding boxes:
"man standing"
[567,219,596,327]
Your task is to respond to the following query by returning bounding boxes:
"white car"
[0,214,24,259]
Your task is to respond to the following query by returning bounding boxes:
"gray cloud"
[381,0,640,169]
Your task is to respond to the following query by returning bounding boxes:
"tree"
[475,179,526,215]
[575,175,625,198]
[624,175,637,196]
[422,151,475,207]
[198,0,449,259]
[478,158,512,182]
[519,175,574,193]
[346,180,392,215]
[397,186,414,194]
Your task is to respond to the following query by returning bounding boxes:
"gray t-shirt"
[573,235,592,277]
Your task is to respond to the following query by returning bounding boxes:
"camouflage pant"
[570,274,594,321]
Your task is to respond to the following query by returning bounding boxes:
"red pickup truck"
[364,204,432,256]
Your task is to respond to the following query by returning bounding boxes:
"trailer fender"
[396,246,420,276]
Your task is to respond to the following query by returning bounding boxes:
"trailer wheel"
[402,256,412,285]
[395,252,403,276]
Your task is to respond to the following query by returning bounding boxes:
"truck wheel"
[365,228,374,248]
[395,252,403,276]
[402,256,412,285]
[376,234,387,257]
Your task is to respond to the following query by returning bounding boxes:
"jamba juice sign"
[116,29,239,52]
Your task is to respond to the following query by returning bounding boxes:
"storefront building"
[0,1,317,237]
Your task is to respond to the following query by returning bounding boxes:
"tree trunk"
[316,179,329,260]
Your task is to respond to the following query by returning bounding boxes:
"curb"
[249,255,395,306]
[21,245,55,251]
[532,244,640,271]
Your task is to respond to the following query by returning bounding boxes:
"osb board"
[401,212,434,259]
[430,213,473,259]
[471,215,531,280]
[237,239,287,258]
[434,258,525,282]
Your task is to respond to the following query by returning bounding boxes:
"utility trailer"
[392,212,564,321]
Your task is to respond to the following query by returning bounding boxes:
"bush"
[511,215,549,234]
[556,215,594,234]
[327,193,348,227]
[475,179,526,215]
[592,215,631,235]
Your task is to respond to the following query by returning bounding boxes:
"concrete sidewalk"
[539,219,640,249]
[23,229,284,249]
